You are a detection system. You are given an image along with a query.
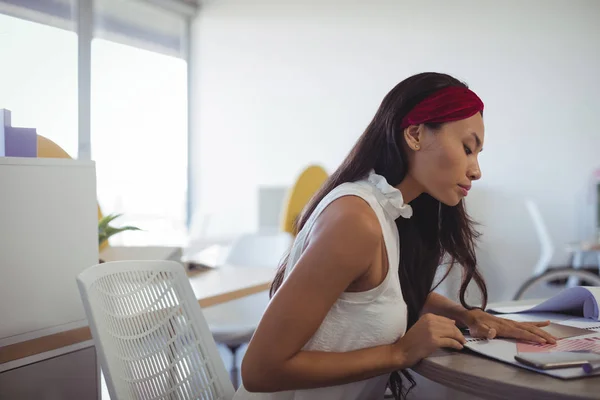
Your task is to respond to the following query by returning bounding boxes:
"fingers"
[423,313,456,325]
[475,319,557,344]
[505,325,549,344]
[469,323,497,339]
[438,338,464,351]
[531,320,551,327]
[519,323,557,344]
[423,314,467,346]
[452,325,467,345]
[437,320,466,345]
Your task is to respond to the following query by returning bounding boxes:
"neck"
[396,175,424,204]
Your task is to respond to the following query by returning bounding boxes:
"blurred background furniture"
[201,232,293,388]
[513,199,600,300]
[99,246,183,264]
[280,164,328,236]
[77,260,235,400]
[36,133,107,249]
[0,156,98,399]
[565,240,600,288]
[192,165,328,388]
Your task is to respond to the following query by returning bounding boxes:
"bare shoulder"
[313,194,380,231]
[241,194,385,389]
[308,194,382,266]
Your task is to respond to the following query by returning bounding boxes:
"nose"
[469,160,482,181]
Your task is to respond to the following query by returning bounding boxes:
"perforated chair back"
[77,260,234,400]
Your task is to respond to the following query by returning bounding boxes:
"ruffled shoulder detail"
[367,171,413,220]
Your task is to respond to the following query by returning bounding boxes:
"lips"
[458,184,471,196]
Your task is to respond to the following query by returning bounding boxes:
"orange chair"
[280,165,328,236]
[36,134,106,250]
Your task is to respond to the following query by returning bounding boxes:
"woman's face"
[407,113,485,206]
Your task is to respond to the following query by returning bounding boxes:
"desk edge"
[0,281,270,364]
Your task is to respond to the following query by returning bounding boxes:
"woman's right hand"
[393,313,466,368]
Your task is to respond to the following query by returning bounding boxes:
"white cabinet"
[0,157,98,341]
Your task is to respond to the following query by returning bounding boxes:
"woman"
[235,72,557,400]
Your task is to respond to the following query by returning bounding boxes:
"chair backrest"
[280,165,328,235]
[526,199,555,276]
[224,232,293,268]
[77,260,235,400]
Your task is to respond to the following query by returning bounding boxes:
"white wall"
[190,0,600,302]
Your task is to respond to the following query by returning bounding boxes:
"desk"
[188,265,275,308]
[0,265,275,365]
[412,349,600,400]
[411,300,600,400]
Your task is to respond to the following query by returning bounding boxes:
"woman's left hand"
[462,309,557,345]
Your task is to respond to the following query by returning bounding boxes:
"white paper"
[463,313,600,379]
[496,312,572,322]
[560,318,600,331]
[465,338,600,379]
[488,286,600,320]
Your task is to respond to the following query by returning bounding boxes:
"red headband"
[400,86,484,129]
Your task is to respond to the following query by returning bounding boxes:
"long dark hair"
[270,72,488,399]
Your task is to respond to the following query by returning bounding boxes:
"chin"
[433,193,462,207]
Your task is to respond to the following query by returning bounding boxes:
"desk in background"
[0,265,275,399]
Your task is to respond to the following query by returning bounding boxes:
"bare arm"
[421,292,471,327]
[241,197,406,392]
[422,292,556,344]
[241,198,466,392]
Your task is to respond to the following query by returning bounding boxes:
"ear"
[403,124,423,151]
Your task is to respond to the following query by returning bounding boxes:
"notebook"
[464,314,600,379]
[487,286,600,320]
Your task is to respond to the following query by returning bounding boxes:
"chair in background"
[201,232,293,388]
[280,164,328,236]
[37,134,107,250]
[513,200,600,300]
[184,210,252,268]
[77,260,235,400]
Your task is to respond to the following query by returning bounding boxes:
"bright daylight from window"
[0,14,189,247]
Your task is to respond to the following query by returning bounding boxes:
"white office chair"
[514,200,600,300]
[201,232,293,388]
[77,260,235,400]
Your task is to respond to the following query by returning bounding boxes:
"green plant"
[98,213,141,246]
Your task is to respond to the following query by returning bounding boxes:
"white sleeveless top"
[234,171,412,400]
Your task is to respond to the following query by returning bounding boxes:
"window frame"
[0,0,197,226]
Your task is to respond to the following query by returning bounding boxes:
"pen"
[582,361,600,374]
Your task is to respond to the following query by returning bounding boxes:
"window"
[0,10,78,156]
[91,39,188,246]
[92,0,189,246]
[1,0,195,247]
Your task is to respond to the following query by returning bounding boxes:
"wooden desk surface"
[0,265,275,365]
[412,299,600,400]
[187,266,275,308]
[412,349,600,400]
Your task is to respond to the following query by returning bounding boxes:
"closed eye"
[464,145,473,155]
